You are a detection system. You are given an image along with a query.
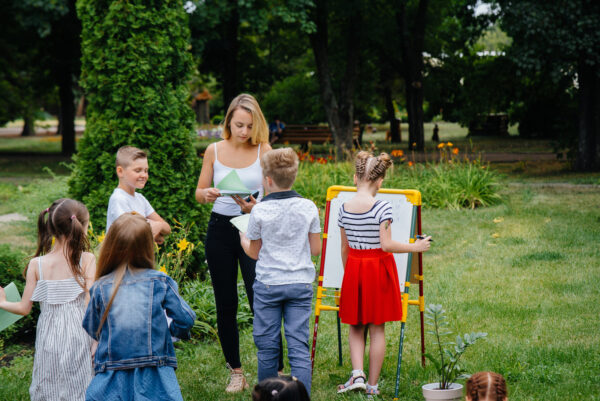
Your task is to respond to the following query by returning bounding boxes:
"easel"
[310,186,426,399]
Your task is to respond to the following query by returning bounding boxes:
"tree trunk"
[309,0,360,158]
[406,81,425,149]
[59,71,76,156]
[221,1,240,110]
[21,111,35,137]
[575,60,599,171]
[384,86,401,142]
[396,0,428,151]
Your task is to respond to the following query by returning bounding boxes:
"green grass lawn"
[0,164,599,400]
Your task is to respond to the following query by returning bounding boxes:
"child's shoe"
[337,371,367,393]
[225,364,249,393]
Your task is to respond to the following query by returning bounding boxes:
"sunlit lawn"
[0,160,599,400]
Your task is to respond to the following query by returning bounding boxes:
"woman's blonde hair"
[354,151,393,182]
[94,213,155,337]
[222,94,269,145]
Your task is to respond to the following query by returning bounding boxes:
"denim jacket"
[83,268,196,374]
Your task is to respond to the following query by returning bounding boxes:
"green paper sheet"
[230,214,250,233]
[217,170,253,196]
[0,282,24,332]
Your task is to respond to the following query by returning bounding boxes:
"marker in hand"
[417,234,433,242]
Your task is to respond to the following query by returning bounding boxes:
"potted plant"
[422,304,487,401]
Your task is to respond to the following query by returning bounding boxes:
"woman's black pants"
[205,212,284,370]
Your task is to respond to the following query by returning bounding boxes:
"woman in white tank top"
[195,94,282,392]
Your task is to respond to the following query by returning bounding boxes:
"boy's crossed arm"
[147,212,171,245]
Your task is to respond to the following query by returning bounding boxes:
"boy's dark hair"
[260,147,298,189]
[252,376,310,401]
[33,198,90,288]
[116,146,147,168]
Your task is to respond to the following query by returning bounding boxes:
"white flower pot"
[422,382,463,401]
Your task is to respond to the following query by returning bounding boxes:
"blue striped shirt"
[337,200,393,249]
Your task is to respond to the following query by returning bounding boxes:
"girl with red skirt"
[336,151,431,396]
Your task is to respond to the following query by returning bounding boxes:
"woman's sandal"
[337,373,367,394]
[366,387,380,396]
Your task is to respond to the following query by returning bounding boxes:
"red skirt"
[339,248,403,325]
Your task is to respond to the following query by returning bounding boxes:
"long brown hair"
[32,198,90,288]
[466,371,508,401]
[94,213,155,337]
[222,93,269,145]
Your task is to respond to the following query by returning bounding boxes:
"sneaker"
[225,364,249,393]
[337,372,367,394]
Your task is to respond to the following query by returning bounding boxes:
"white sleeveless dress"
[29,257,93,401]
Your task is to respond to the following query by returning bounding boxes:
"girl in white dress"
[0,198,95,401]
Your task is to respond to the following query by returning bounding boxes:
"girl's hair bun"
[354,151,392,182]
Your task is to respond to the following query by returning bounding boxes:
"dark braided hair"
[252,376,310,401]
[354,151,392,183]
[466,371,507,401]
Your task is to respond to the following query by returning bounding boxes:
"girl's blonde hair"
[466,372,508,401]
[33,198,90,288]
[94,213,155,337]
[222,94,269,145]
[354,151,393,182]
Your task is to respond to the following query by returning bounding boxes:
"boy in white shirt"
[106,146,171,243]
[241,148,321,395]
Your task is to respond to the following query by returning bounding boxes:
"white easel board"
[322,187,420,293]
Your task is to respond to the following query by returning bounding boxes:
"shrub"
[293,154,502,210]
[180,279,252,340]
[70,0,208,253]
[0,245,38,346]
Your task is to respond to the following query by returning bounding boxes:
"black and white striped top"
[338,200,393,249]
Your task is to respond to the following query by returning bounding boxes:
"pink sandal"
[337,372,367,393]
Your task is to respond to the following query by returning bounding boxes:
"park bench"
[273,124,361,146]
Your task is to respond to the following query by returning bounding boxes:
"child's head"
[354,151,392,185]
[466,372,508,401]
[115,146,148,190]
[260,147,299,190]
[35,198,90,287]
[222,94,269,145]
[95,213,155,337]
[252,376,310,401]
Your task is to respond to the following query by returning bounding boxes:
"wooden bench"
[273,124,361,146]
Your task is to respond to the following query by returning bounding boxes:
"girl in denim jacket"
[83,212,196,401]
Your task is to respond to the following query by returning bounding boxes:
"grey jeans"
[253,280,313,394]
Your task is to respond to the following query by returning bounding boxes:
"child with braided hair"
[336,151,431,396]
[466,372,508,401]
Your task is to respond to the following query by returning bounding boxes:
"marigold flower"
[317,157,327,164]
[310,155,315,162]
[97,233,106,244]
[391,149,404,157]
[158,265,168,274]
[452,147,459,155]
[447,142,453,147]
[177,238,190,252]
[412,142,417,147]
[408,161,414,167]
[437,143,445,149]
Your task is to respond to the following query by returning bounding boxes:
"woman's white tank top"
[212,142,263,216]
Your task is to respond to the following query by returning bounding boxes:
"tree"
[70,0,201,232]
[498,0,600,171]
[308,0,363,156]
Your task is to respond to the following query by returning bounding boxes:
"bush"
[0,245,38,346]
[180,279,252,340]
[70,0,208,252]
[293,153,502,210]
[262,72,326,124]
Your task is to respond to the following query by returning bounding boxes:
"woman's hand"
[232,194,257,214]
[201,187,222,203]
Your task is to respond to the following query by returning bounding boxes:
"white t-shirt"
[106,188,155,232]
[246,192,321,285]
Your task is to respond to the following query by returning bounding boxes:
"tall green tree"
[70,0,201,231]
[498,0,600,171]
